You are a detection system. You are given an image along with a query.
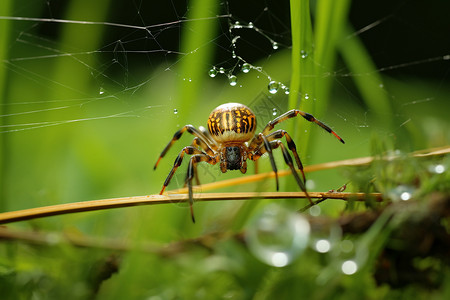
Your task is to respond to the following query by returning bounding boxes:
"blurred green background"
[0,0,449,298]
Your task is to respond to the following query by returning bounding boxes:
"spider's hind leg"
[265,130,306,183]
[186,154,218,223]
[260,141,312,205]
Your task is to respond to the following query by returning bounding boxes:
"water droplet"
[246,204,310,267]
[388,185,415,202]
[99,87,105,95]
[304,93,310,100]
[241,63,251,73]
[268,81,279,94]
[305,179,315,190]
[341,260,358,275]
[228,75,237,86]
[208,68,218,78]
[272,108,277,116]
[173,109,178,115]
[248,22,254,28]
[309,205,321,217]
[219,67,225,74]
[233,21,242,29]
[300,50,308,59]
[310,223,342,254]
[272,42,279,50]
[315,239,331,253]
[284,87,290,95]
[429,164,445,174]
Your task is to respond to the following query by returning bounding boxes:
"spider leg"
[249,133,279,191]
[159,146,206,195]
[186,154,218,223]
[154,125,217,170]
[264,129,306,183]
[261,110,345,144]
[269,141,312,204]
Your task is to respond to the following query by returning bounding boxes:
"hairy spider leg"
[154,125,217,170]
[262,140,313,204]
[263,130,306,183]
[261,110,345,144]
[189,137,215,186]
[159,146,206,195]
[186,154,219,223]
[257,133,279,191]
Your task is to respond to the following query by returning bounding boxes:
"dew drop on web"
[228,75,237,86]
[208,68,218,78]
[268,81,279,94]
[241,63,251,73]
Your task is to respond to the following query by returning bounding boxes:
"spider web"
[1,0,449,206]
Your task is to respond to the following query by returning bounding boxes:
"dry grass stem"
[0,192,381,224]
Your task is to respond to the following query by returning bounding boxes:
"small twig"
[0,192,382,224]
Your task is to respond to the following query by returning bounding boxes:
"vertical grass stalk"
[0,0,12,211]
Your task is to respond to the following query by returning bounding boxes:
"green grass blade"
[0,0,12,211]
[339,25,393,129]
[314,0,351,115]
[289,0,315,152]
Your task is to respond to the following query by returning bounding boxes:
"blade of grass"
[0,0,11,212]
[176,0,219,111]
[339,24,393,129]
[314,0,351,115]
[289,0,315,151]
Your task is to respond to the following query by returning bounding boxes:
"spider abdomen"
[207,103,257,143]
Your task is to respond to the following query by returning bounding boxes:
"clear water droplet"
[268,81,279,94]
[246,204,310,267]
[272,42,279,50]
[248,22,254,28]
[305,179,315,190]
[99,87,105,95]
[315,239,331,253]
[388,185,415,202]
[228,75,237,86]
[284,87,290,94]
[300,50,308,59]
[310,222,342,254]
[429,164,445,174]
[341,260,358,275]
[208,68,218,78]
[272,108,277,116]
[309,205,321,217]
[304,93,310,100]
[173,109,178,115]
[219,67,225,74]
[241,63,251,73]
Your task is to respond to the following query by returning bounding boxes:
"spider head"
[220,146,247,173]
[225,146,241,170]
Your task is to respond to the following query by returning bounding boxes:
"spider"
[154,102,345,222]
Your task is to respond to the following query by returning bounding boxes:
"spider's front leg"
[261,110,345,144]
[186,154,218,223]
[154,125,217,170]
[159,146,206,195]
